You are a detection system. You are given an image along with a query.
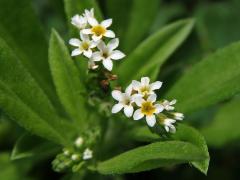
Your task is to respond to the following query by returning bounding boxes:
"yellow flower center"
[91,25,106,36]
[141,101,156,116]
[81,42,89,50]
[140,86,150,95]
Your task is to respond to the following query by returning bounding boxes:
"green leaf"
[195,2,240,52]
[49,29,88,129]
[0,37,70,145]
[11,133,60,160]
[122,0,160,53]
[201,98,240,147]
[0,0,58,105]
[0,153,32,180]
[129,124,209,174]
[117,19,194,86]
[105,0,132,41]
[172,124,209,175]
[166,41,240,113]
[97,141,206,174]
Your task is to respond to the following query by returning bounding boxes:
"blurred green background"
[1,0,240,179]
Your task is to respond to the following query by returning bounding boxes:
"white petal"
[147,94,157,102]
[101,19,112,28]
[69,38,81,47]
[164,126,170,132]
[92,34,102,41]
[88,60,98,69]
[110,50,125,60]
[105,30,115,38]
[154,104,164,113]
[133,109,144,120]
[83,49,92,58]
[97,40,107,51]
[92,52,102,61]
[150,81,162,90]
[165,118,176,125]
[134,96,144,107]
[103,59,113,71]
[81,29,92,34]
[132,80,141,90]
[146,115,156,127]
[112,90,123,101]
[141,77,150,86]
[124,105,133,117]
[71,49,82,56]
[170,99,177,105]
[112,103,124,113]
[125,84,133,96]
[108,38,119,50]
[80,32,89,41]
[169,125,176,133]
[88,17,98,26]
[89,41,98,48]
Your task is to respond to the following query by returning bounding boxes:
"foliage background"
[1,0,240,179]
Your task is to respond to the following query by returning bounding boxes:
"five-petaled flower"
[133,94,164,127]
[111,85,134,117]
[82,17,115,41]
[69,32,98,58]
[132,77,162,97]
[83,148,93,160]
[92,38,125,71]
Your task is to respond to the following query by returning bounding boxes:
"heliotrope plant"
[50,8,195,173]
[1,0,223,178]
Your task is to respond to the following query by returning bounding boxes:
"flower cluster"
[69,9,125,71]
[112,77,184,133]
[52,136,93,173]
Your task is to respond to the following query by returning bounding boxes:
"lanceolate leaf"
[11,133,60,160]
[129,124,209,174]
[172,124,209,174]
[0,0,58,105]
[49,30,88,129]
[97,141,206,174]
[0,37,70,146]
[201,98,240,147]
[117,19,194,86]
[166,41,240,113]
[105,0,132,42]
[0,81,68,145]
[122,0,160,53]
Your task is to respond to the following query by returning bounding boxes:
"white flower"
[69,32,98,58]
[91,39,125,71]
[71,14,87,29]
[172,112,184,121]
[132,77,162,97]
[133,94,164,127]
[112,85,134,117]
[83,148,93,160]
[74,137,84,148]
[83,8,94,20]
[162,118,176,133]
[162,99,177,111]
[81,17,115,41]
